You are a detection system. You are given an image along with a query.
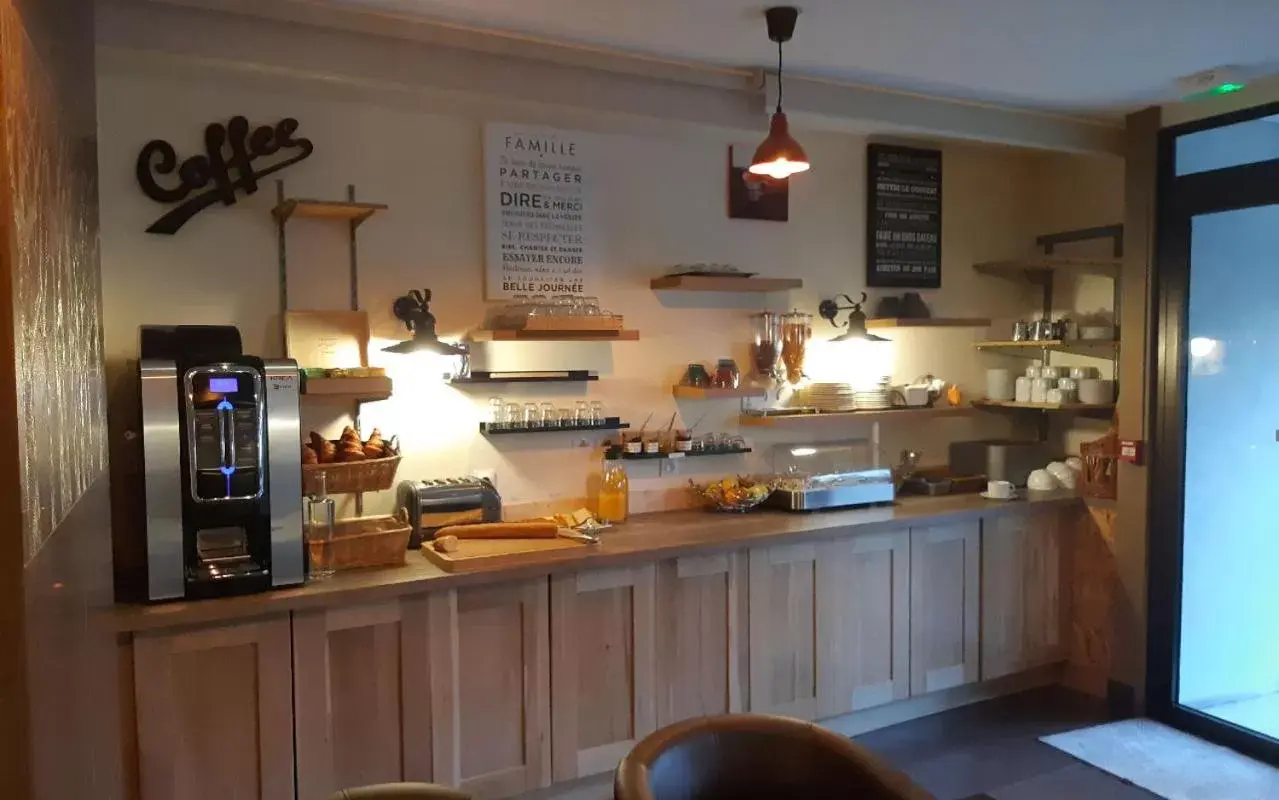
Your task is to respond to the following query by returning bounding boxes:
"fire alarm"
[1118,439,1144,465]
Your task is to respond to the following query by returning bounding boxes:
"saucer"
[979,491,1021,501]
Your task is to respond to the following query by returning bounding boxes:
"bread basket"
[303,456,402,495]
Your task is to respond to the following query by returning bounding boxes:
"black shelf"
[481,417,628,436]
[452,370,598,384]
[617,447,753,460]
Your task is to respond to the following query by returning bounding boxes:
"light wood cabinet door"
[428,580,551,799]
[981,509,1068,680]
[654,552,748,726]
[909,521,981,696]
[293,599,432,800]
[816,529,911,718]
[133,616,295,800]
[551,564,657,781]
[748,542,819,720]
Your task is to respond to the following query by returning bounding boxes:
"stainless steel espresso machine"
[138,325,305,601]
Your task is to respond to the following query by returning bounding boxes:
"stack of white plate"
[852,388,894,410]
[795,382,856,411]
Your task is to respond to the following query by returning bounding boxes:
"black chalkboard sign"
[866,144,942,288]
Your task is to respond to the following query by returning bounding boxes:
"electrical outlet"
[659,458,679,477]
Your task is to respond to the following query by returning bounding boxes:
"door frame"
[1147,99,1279,766]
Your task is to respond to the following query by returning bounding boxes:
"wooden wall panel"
[293,599,432,800]
[654,552,748,725]
[909,522,981,695]
[429,580,550,798]
[551,565,656,781]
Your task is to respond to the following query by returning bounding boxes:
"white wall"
[96,34,1115,514]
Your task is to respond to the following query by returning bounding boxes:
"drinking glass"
[575,400,591,425]
[304,471,336,580]
[523,402,541,429]
[590,400,605,425]
[558,408,575,428]
[505,402,523,429]
[581,297,601,317]
[489,396,505,427]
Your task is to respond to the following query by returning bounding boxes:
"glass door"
[1149,103,1279,767]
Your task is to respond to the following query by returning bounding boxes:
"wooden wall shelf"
[481,419,629,436]
[273,198,388,227]
[973,340,1118,359]
[300,376,393,402]
[620,447,752,460]
[470,329,640,342]
[972,400,1115,415]
[452,371,598,384]
[672,385,768,400]
[866,317,991,329]
[972,257,1121,280]
[650,276,803,292]
[739,406,976,427]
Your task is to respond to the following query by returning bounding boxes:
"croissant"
[364,428,385,459]
[338,445,367,463]
[339,425,361,445]
[317,440,338,464]
[309,431,327,453]
[301,445,318,465]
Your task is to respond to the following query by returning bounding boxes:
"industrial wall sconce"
[382,289,468,357]
[818,292,890,342]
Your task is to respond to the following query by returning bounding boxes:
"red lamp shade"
[748,111,810,180]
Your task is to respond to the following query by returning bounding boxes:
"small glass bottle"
[596,450,629,524]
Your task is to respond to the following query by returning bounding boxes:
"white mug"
[1045,388,1066,405]
[1014,376,1032,403]
[1079,378,1115,405]
[1040,366,1062,379]
[1025,365,1044,379]
[985,369,1014,401]
[1069,366,1100,380]
[1030,377,1055,403]
[987,480,1015,499]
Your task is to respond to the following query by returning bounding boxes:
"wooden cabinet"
[292,599,432,800]
[909,522,981,695]
[551,564,657,781]
[654,552,748,725]
[749,530,910,721]
[133,615,295,800]
[428,580,551,798]
[981,509,1068,680]
[816,529,911,717]
[748,542,820,719]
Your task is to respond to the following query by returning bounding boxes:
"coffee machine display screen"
[185,366,264,502]
[208,376,239,394]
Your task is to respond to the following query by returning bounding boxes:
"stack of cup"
[1026,363,1058,404]
[985,368,1014,401]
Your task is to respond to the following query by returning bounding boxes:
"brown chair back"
[615,714,935,800]
[326,783,471,800]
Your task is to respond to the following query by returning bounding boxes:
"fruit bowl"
[692,477,773,513]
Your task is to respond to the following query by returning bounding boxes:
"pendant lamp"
[749,6,810,180]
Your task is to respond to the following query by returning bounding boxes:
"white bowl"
[1065,456,1083,473]
[1027,469,1058,492]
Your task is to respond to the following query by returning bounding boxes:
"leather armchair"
[326,783,471,800]
[615,714,935,800]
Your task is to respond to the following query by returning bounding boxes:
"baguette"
[435,522,560,540]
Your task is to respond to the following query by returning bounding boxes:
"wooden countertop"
[111,491,1081,633]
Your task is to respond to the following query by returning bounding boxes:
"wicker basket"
[304,455,401,495]
[1080,430,1118,500]
[309,513,411,572]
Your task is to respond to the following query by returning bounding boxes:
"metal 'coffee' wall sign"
[866,144,942,289]
[138,116,314,235]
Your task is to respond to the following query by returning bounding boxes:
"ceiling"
[310,0,1279,115]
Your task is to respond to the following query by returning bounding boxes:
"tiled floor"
[853,687,1160,800]
[1199,692,1279,742]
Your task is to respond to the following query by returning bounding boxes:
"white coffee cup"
[1045,387,1066,405]
[1014,376,1032,403]
[1025,365,1044,379]
[1040,366,1061,379]
[1030,377,1055,403]
[987,480,1015,499]
[985,369,1014,401]
[1069,366,1100,380]
[1078,378,1114,405]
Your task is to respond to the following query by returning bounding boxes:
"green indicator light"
[1210,82,1247,95]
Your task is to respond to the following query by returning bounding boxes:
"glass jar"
[781,310,813,384]
[597,451,629,524]
[713,358,741,389]
[751,311,783,380]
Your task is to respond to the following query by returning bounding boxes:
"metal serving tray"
[767,468,896,511]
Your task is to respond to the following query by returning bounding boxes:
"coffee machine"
[137,325,305,601]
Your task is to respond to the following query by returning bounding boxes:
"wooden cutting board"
[421,535,589,573]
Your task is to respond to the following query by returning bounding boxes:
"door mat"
[1041,718,1279,799]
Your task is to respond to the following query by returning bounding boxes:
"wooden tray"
[421,536,588,573]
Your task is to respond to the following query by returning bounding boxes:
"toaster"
[397,477,501,549]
